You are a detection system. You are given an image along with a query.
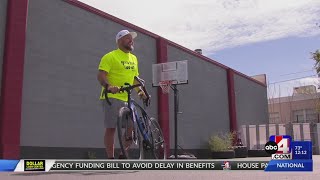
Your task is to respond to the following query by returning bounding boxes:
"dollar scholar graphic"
[24,160,46,171]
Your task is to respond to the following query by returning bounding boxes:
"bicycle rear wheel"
[117,107,143,159]
[149,118,166,159]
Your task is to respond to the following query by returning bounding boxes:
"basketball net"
[159,80,172,94]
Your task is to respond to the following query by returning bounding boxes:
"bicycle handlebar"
[103,76,151,107]
[119,83,142,93]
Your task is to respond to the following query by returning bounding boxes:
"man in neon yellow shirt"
[97,30,147,159]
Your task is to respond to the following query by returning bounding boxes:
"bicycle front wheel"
[149,118,166,159]
[117,107,143,159]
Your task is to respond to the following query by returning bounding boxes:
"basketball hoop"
[152,61,189,159]
[159,80,172,94]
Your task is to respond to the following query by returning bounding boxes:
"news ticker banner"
[0,136,313,172]
[0,160,268,171]
[264,135,313,172]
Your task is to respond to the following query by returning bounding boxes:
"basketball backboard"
[152,60,188,87]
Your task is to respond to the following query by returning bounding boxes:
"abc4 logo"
[264,135,291,154]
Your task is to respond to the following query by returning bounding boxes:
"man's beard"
[124,44,134,51]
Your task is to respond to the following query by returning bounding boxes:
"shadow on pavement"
[11,171,140,176]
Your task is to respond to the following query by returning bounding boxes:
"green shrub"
[87,151,97,159]
[209,132,236,152]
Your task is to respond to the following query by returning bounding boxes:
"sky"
[79,0,320,97]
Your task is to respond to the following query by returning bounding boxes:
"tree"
[312,22,320,74]
[312,49,320,75]
[311,49,320,116]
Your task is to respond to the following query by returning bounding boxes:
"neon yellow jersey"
[98,49,139,102]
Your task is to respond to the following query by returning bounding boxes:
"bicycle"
[104,76,166,159]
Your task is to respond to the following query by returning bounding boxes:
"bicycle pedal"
[143,140,152,150]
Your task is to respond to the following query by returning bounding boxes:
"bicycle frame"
[126,90,152,145]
